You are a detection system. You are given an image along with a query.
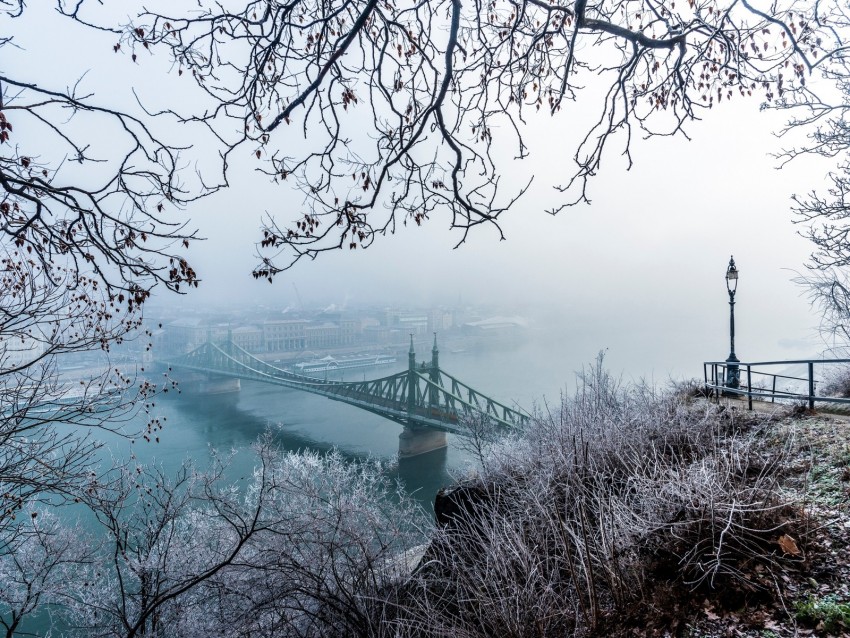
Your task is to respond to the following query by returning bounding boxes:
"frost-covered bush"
[819,364,850,398]
[401,359,799,637]
[60,438,427,638]
[0,510,92,636]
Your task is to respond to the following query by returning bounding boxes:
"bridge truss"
[165,337,529,435]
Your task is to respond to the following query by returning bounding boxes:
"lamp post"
[725,256,740,390]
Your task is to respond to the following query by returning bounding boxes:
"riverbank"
[666,403,850,637]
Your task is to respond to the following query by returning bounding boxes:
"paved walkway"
[720,395,850,421]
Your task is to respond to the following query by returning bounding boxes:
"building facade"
[263,319,308,351]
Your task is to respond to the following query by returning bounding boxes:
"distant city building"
[384,309,429,336]
[363,324,407,345]
[339,318,359,345]
[152,302,514,355]
[163,317,207,353]
[305,322,340,349]
[462,316,528,338]
[231,325,264,353]
[263,319,307,351]
[428,308,454,333]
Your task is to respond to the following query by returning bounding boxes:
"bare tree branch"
[119,0,837,276]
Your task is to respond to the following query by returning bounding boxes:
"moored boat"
[290,353,397,374]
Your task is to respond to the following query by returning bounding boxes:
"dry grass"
[386,362,808,637]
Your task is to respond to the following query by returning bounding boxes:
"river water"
[114,332,627,509]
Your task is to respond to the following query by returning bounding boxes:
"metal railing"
[703,359,850,410]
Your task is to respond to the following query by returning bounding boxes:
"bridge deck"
[165,339,529,435]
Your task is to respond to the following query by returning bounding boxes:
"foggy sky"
[5,3,832,381]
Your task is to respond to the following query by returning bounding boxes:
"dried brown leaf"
[778,533,801,555]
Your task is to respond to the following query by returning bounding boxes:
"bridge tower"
[407,334,416,415]
[398,334,447,458]
[429,333,439,407]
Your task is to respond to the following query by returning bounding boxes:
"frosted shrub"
[819,363,850,398]
[403,359,800,637]
[61,438,428,638]
[0,510,92,635]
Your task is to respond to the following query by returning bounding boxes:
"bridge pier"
[398,425,448,458]
[197,377,241,395]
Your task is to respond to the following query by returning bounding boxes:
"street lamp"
[725,256,740,390]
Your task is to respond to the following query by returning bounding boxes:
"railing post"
[747,365,752,411]
[711,363,720,404]
[808,361,815,411]
[772,374,776,403]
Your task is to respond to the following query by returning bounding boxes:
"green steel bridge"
[164,335,529,454]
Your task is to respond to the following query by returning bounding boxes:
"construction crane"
[292,283,305,312]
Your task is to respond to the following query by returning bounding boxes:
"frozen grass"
[391,359,804,637]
